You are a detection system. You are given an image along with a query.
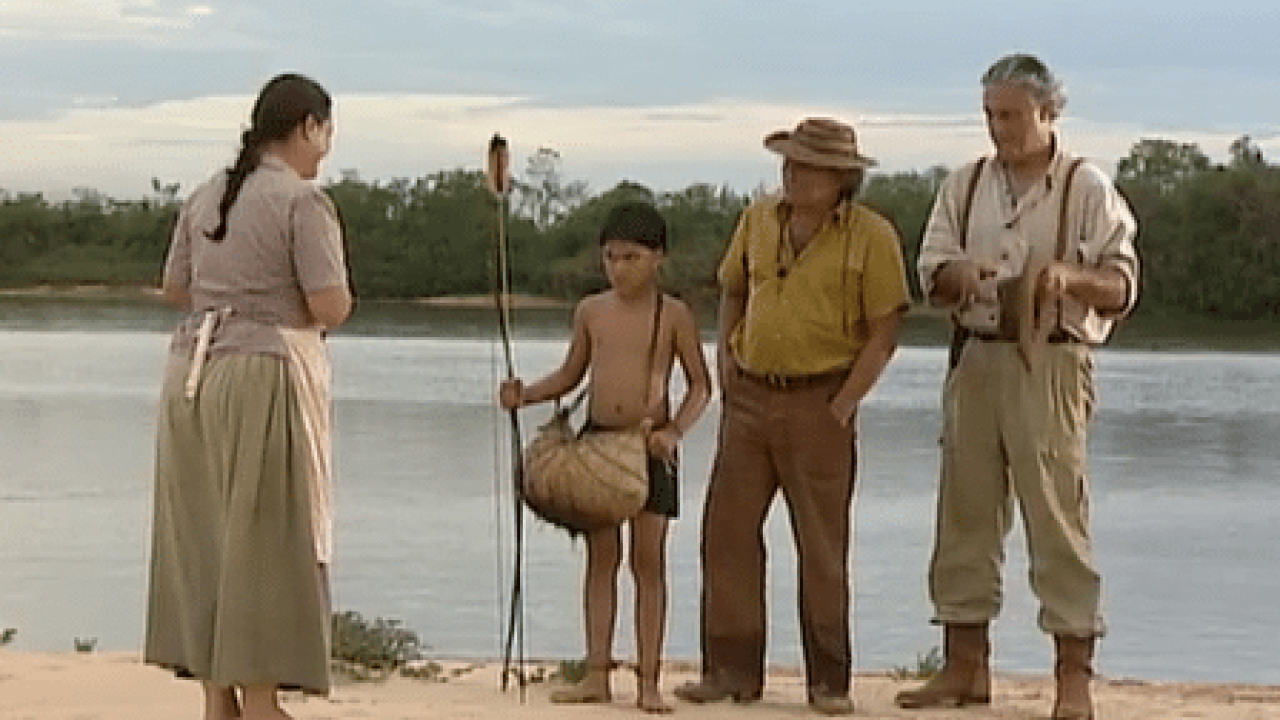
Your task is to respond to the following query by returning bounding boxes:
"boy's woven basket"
[521,410,649,534]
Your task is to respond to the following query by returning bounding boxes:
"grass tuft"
[550,658,587,685]
[330,610,427,682]
[891,646,944,681]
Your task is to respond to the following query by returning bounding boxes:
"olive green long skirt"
[145,353,331,694]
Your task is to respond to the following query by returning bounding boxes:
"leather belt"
[739,367,847,390]
[971,329,1080,344]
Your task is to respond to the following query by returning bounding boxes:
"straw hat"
[764,117,876,169]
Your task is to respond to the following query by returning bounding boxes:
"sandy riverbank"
[2,652,1278,719]
[408,292,571,309]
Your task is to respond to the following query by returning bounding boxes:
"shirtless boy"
[499,202,712,713]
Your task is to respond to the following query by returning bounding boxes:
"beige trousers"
[928,339,1105,636]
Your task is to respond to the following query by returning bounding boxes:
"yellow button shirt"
[718,194,911,375]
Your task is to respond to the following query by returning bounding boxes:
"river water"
[0,302,1277,685]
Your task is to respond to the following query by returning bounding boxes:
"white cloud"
[0,94,245,197]
[0,92,1258,200]
[0,0,212,38]
[430,0,657,36]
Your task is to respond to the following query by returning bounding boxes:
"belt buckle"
[763,372,788,389]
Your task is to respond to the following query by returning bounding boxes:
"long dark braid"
[208,128,265,242]
[207,73,332,242]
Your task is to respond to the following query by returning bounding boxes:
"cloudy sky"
[2,0,1277,200]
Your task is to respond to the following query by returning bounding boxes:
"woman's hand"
[648,426,680,463]
[305,286,353,329]
[498,379,524,410]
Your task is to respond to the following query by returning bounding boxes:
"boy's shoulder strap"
[569,292,666,418]
[958,155,988,251]
[651,292,665,348]
[640,293,665,416]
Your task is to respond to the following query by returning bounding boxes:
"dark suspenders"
[1054,158,1086,262]
[957,156,988,253]
[946,157,988,371]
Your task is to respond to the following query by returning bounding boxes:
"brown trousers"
[698,368,857,695]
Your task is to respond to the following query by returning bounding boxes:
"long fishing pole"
[486,133,527,699]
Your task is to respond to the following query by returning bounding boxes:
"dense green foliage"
[330,610,424,681]
[1117,138,1280,318]
[0,183,177,287]
[2,138,1277,321]
[327,171,748,308]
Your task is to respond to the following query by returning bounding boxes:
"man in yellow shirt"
[675,117,910,715]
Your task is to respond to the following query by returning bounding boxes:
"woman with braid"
[145,73,351,720]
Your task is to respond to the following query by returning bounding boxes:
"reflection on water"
[1,305,1278,686]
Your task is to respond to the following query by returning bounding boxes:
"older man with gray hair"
[895,53,1138,719]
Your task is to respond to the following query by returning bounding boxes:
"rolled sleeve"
[716,211,750,293]
[862,217,912,318]
[162,201,194,292]
[1099,238,1139,319]
[1080,171,1140,317]
[917,168,971,302]
[291,189,348,293]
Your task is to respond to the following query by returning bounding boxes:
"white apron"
[184,312,336,564]
[278,326,335,565]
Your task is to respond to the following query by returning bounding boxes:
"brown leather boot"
[894,623,991,709]
[673,671,761,705]
[1052,634,1096,719]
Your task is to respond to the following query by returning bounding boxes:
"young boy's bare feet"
[550,666,612,704]
[637,684,674,714]
[240,686,293,720]
[203,681,240,720]
[239,708,292,720]
[241,711,292,720]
